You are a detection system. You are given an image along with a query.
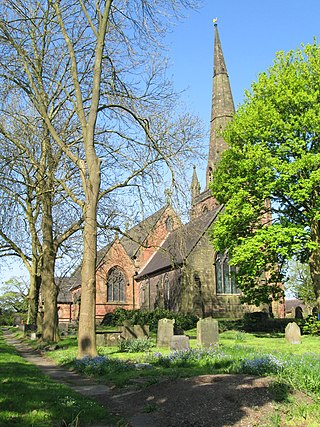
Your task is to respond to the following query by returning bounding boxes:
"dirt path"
[3,330,278,427]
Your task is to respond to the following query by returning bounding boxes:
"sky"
[165,0,320,185]
[2,0,320,285]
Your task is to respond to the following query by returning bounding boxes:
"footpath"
[2,329,160,427]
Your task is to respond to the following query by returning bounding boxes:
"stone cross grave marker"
[197,317,219,348]
[157,318,174,348]
[285,322,301,344]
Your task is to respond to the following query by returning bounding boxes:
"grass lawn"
[0,330,118,427]
[4,327,320,426]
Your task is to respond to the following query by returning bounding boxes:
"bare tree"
[0,0,202,357]
[0,103,83,341]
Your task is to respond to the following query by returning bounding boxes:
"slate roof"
[136,206,222,279]
[61,206,169,292]
[56,277,74,303]
[120,205,168,258]
[285,299,307,312]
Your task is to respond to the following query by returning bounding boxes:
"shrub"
[101,308,199,332]
[118,338,154,353]
[242,313,295,333]
[302,315,320,335]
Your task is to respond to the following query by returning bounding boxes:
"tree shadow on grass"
[0,333,109,427]
[108,373,289,427]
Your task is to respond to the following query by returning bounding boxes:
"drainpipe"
[132,274,136,309]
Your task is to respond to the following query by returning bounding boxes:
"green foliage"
[286,260,317,304]
[118,338,154,353]
[102,308,199,333]
[302,315,320,335]
[218,315,296,334]
[210,41,320,305]
[0,278,28,325]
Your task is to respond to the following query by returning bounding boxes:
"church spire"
[190,165,200,203]
[206,22,235,189]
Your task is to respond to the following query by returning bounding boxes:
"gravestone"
[30,332,37,340]
[134,325,149,339]
[105,332,122,346]
[121,323,150,340]
[157,318,174,348]
[170,335,190,351]
[58,322,69,332]
[197,317,219,348]
[121,322,137,340]
[96,333,105,346]
[285,322,301,344]
[96,331,122,346]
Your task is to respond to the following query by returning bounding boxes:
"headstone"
[96,332,122,346]
[96,333,105,346]
[170,335,190,351]
[121,323,137,340]
[133,325,149,339]
[285,322,301,344]
[58,322,69,332]
[157,318,174,348]
[30,332,37,340]
[105,332,122,346]
[197,317,219,348]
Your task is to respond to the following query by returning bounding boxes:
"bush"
[101,308,199,333]
[302,315,320,335]
[242,313,295,333]
[118,338,154,353]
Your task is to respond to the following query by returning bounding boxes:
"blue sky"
[166,0,320,184]
[2,1,320,285]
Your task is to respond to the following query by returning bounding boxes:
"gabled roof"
[57,277,74,303]
[64,205,171,291]
[120,205,168,258]
[136,206,222,279]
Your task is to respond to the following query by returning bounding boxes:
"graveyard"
[1,317,320,426]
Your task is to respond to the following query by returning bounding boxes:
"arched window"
[165,216,174,231]
[107,267,126,302]
[215,253,238,294]
[163,273,170,309]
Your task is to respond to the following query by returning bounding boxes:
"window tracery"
[215,253,238,294]
[107,267,126,302]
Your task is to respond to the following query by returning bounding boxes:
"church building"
[58,24,284,323]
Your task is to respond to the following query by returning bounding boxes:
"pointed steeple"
[190,165,200,203]
[206,23,235,189]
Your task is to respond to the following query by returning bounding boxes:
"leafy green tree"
[210,41,320,308]
[286,260,316,305]
[0,278,28,324]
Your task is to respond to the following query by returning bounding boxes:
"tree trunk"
[41,134,59,342]
[27,268,41,325]
[41,208,59,342]
[77,157,101,358]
